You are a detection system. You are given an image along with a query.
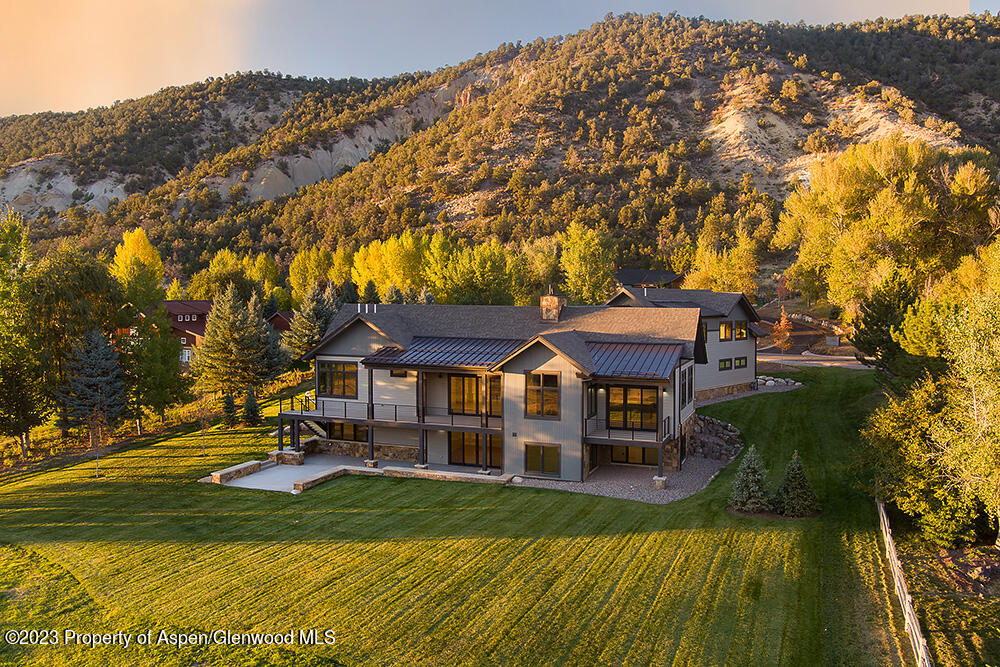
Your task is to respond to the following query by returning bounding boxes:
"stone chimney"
[540,293,567,321]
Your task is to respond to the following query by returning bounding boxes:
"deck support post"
[657,383,665,477]
[277,417,284,451]
[365,366,376,465]
[479,373,489,472]
[293,419,301,452]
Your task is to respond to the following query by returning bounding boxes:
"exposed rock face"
[687,415,744,461]
[0,155,126,216]
[201,66,508,203]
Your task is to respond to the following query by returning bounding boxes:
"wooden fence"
[876,499,934,667]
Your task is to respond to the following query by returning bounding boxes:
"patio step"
[258,460,277,471]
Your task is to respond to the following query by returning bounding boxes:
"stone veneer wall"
[694,382,754,402]
[307,438,418,462]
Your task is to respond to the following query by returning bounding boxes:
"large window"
[607,386,657,430]
[525,372,560,418]
[318,361,358,398]
[488,375,503,417]
[611,445,659,465]
[734,320,748,340]
[449,432,502,467]
[448,375,479,415]
[328,423,368,442]
[719,321,733,341]
[524,443,559,476]
[680,367,692,408]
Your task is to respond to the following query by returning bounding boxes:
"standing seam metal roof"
[587,342,683,379]
[363,336,525,368]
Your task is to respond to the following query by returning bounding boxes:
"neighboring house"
[278,296,706,482]
[160,300,213,367]
[615,268,685,289]
[268,310,294,332]
[606,287,763,400]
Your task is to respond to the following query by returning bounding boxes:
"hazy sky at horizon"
[2,0,981,117]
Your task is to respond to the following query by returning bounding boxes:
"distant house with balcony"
[277,295,706,482]
[161,299,213,367]
[606,287,763,400]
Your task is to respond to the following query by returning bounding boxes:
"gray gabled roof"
[363,336,524,369]
[304,303,704,377]
[606,287,761,322]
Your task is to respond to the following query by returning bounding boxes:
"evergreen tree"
[339,280,358,304]
[222,392,239,428]
[383,283,404,304]
[417,286,435,304]
[283,283,329,358]
[401,285,418,304]
[360,280,379,303]
[55,329,128,475]
[729,445,772,513]
[242,386,262,426]
[192,284,277,395]
[773,451,820,516]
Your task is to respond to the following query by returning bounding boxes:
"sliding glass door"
[606,386,658,430]
[448,432,502,467]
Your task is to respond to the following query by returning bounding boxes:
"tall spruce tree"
[242,386,262,426]
[55,329,128,474]
[339,280,358,304]
[222,392,238,428]
[282,283,330,358]
[193,284,281,395]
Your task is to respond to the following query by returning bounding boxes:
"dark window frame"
[525,371,560,419]
[317,360,358,399]
[719,358,733,371]
[611,445,659,466]
[734,356,748,369]
[734,320,748,340]
[448,374,479,416]
[719,321,733,342]
[605,385,658,431]
[488,375,503,417]
[329,422,368,442]
[586,385,598,418]
[524,442,560,476]
[389,369,407,378]
[448,432,502,468]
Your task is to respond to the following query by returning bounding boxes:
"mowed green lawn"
[0,368,909,666]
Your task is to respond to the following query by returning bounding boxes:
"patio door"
[448,374,479,415]
[606,386,657,430]
[448,432,502,468]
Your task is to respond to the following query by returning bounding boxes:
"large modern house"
[277,296,705,482]
[606,287,762,400]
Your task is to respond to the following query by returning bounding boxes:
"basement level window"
[735,357,747,369]
[719,358,733,371]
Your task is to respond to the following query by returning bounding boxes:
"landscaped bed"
[0,368,911,665]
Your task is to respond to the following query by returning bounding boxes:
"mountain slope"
[6,13,998,276]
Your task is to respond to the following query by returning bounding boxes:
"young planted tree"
[773,451,820,516]
[383,283,404,304]
[55,329,128,476]
[242,386,262,426]
[772,306,793,357]
[222,392,239,428]
[729,445,772,513]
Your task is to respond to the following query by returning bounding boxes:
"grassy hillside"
[0,368,911,665]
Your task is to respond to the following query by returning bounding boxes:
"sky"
[2,0,985,117]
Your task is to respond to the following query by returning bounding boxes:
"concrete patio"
[215,454,511,494]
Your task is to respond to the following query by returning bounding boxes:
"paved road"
[758,351,869,370]
[757,319,827,354]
